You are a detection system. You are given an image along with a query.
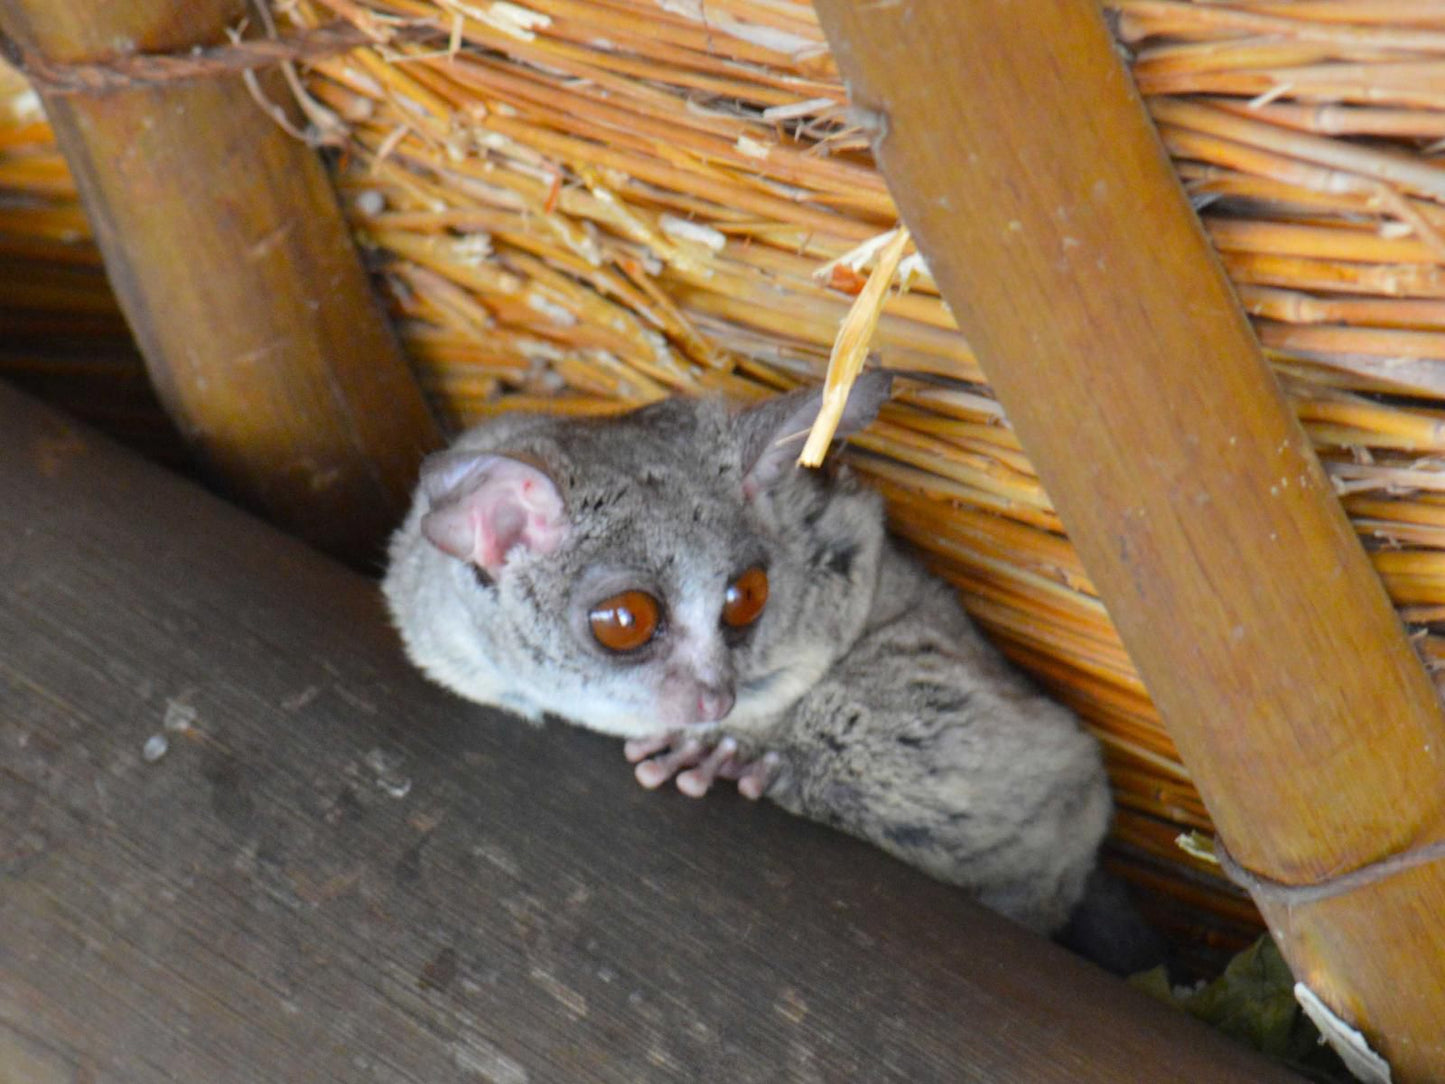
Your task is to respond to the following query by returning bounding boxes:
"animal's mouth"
[738,669,783,696]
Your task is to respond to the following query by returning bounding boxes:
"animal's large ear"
[418,452,567,577]
[736,370,893,497]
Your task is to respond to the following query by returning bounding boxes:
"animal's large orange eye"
[589,590,661,653]
[722,567,768,628]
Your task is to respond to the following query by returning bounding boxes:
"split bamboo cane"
[0,0,439,563]
[811,0,1445,1077]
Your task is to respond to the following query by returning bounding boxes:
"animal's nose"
[696,686,735,723]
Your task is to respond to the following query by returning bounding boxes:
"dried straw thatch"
[6,0,1445,957]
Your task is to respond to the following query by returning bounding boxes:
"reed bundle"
[6,0,1445,957]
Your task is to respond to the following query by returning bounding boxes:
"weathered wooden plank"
[0,382,1293,1082]
[0,0,441,565]
[809,1,1445,1078]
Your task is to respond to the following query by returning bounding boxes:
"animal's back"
[766,544,1112,933]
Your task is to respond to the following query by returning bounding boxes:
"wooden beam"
[0,0,440,564]
[0,381,1297,1084]
[809,1,1445,1078]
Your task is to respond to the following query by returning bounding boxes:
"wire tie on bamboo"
[1214,833,1445,906]
[0,20,440,97]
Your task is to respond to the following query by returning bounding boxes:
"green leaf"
[1129,936,1354,1082]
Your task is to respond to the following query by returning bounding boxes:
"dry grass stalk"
[10,0,1445,951]
[1114,0,1445,52]
[798,225,910,465]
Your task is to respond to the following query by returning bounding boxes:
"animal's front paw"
[623,733,781,800]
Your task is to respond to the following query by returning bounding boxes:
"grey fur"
[383,375,1111,934]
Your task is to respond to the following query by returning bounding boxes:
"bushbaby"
[383,373,1113,937]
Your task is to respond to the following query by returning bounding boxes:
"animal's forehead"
[568,427,731,482]
[572,481,754,555]
[560,470,762,584]
[551,420,744,516]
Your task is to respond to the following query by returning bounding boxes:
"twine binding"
[0,21,439,97]
[1215,834,1445,907]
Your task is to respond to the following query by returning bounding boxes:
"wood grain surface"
[0,382,1294,1081]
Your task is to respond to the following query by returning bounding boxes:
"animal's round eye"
[589,590,661,653]
[722,567,768,628]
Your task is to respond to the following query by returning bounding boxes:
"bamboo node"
[1215,833,1445,907]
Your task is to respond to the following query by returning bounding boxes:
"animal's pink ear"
[418,452,566,577]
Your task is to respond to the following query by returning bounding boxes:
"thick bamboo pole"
[0,1,440,564]
[811,0,1445,1077]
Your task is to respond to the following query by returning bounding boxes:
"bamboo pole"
[0,0,440,563]
[811,0,1445,1078]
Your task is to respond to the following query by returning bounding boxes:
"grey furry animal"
[383,373,1112,936]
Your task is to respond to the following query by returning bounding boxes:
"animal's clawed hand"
[624,732,780,799]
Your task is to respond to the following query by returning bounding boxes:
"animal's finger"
[633,739,706,789]
[676,737,739,798]
[737,752,781,800]
[624,734,675,763]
